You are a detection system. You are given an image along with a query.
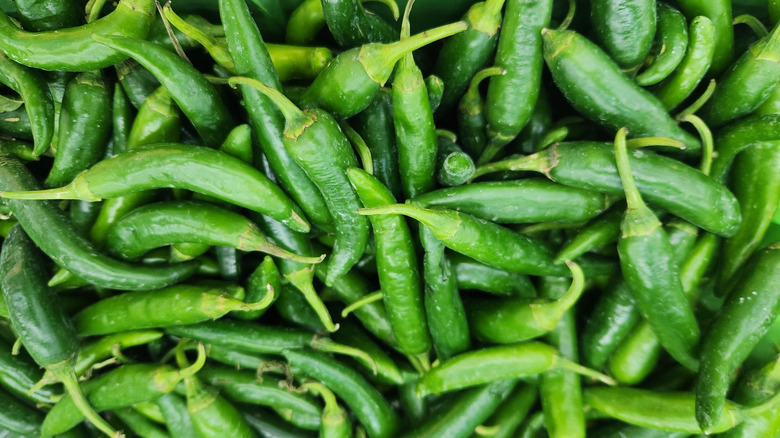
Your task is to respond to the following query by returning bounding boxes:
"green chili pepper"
[612,127,700,371]
[283,348,400,438]
[0,143,311,233]
[220,0,334,232]
[415,342,615,397]
[590,0,656,68]
[298,20,468,119]
[586,386,780,434]
[73,283,277,336]
[300,382,351,438]
[0,337,59,404]
[723,354,780,438]
[0,224,118,438]
[114,407,171,438]
[635,3,688,86]
[402,379,518,438]
[348,167,430,356]
[12,0,81,31]
[156,393,199,438]
[0,386,44,436]
[0,0,156,71]
[322,0,398,47]
[412,179,609,225]
[450,252,537,297]
[105,201,321,264]
[92,34,233,148]
[116,59,161,110]
[228,76,367,285]
[542,29,701,152]
[477,383,538,438]
[419,223,470,360]
[351,88,403,200]
[434,134,475,187]
[457,66,504,159]
[46,70,112,188]
[674,0,733,74]
[554,202,623,264]
[482,0,553,162]
[699,22,780,128]
[717,143,780,290]
[695,243,780,433]
[466,261,584,344]
[41,349,205,436]
[474,141,741,237]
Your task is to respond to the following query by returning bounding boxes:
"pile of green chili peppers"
[0,0,780,437]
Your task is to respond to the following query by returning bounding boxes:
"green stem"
[678,114,713,175]
[436,129,458,144]
[301,381,339,412]
[400,0,415,39]
[471,151,546,180]
[163,4,235,72]
[536,126,569,151]
[341,290,384,318]
[48,361,120,438]
[341,122,374,175]
[530,260,584,330]
[254,239,326,265]
[733,14,769,38]
[365,21,469,79]
[557,0,576,31]
[364,0,400,20]
[289,273,339,332]
[483,0,507,20]
[625,137,685,149]
[312,338,377,375]
[557,357,617,386]
[155,1,191,64]
[676,79,716,119]
[239,284,276,312]
[228,76,311,129]
[356,203,461,236]
[614,127,645,211]
[0,173,99,201]
[87,0,109,23]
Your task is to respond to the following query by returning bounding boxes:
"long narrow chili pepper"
[724,355,780,438]
[415,342,615,397]
[73,283,276,336]
[0,386,44,436]
[348,167,430,356]
[699,21,780,128]
[220,0,333,232]
[695,243,780,433]
[635,3,688,86]
[45,70,112,188]
[0,0,156,71]
[298,20,468,119]
[457,66,504,158]
[477,383,537,438]
[411,179,609,225]
[419,223,470,360]
[710,114,780,184]
[482,0,553,163]
[0,337,59,404]
[0,143,311,233]
[542,28,701,152]
[228,76,366,285]
[473,141,740,237]
[451,252,537,297]
[41,348,206,436]
[674,0,733,74]
[0,155,198,289]
[156,393,199,438]
[283,348,399,438]
[0,225,118,438]
[93,34,233,147]
[466,261,584,343]
[434,0,505,113]
[393,0,438,200]
[322,0,398,46]
[613,127,700,371]
[105,201,322,263]
[0,53,54,156]
[586,386,780,434]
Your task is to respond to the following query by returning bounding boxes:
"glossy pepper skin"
[695,243,780,433]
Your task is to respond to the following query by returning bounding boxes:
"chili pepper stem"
[244,234,325,265]
[678,114,714,175]
[227,76,314,137]
[341,290,383,318]
[285,269,339,332]
[471,151,547,181]
[360,21,469,84]
[400,0,414,39]
[236,284,276,312]
[462,67,505,115]
[557,357,617,386]
[356,203,461,237]
[0,173,99,201]
[483,0,507,20]
[311,338,378,375]
[530,260,584,330]
[614,128,644,211]
[48,360,121,438]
